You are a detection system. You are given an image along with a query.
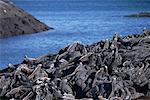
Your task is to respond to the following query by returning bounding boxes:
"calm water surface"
[0,0,150,68]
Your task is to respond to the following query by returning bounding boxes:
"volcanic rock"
[0,30,150,100]
[0,0,53,38]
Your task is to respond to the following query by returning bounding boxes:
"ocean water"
[0,0,150,68]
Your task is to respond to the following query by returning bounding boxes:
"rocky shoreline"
[0,0,53,38]
[0,30,150,100]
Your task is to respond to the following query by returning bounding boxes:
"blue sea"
[0,0,150,68]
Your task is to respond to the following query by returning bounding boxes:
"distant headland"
[0,0,53,38]
[125,12,150,17]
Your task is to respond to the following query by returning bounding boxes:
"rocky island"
[0,0,53,38]
[0,30,150,100]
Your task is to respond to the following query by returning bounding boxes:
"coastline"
[0,30,150,100]
[0,0,150,99]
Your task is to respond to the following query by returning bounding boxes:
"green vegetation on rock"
[125,12,150,17]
